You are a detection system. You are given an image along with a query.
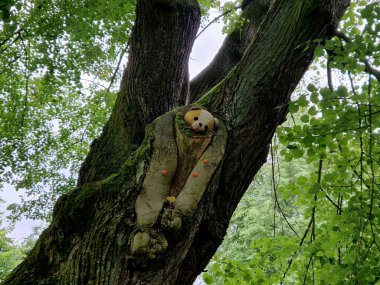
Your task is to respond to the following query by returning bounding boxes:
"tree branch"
[189,0,273,102]
[334,29,380,82]
[106,44,129,93]
[196,5,241,39]
[0,29,27,58]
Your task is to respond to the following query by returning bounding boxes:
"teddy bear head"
[183,107,218,133]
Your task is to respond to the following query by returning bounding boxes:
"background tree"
[205,1,380,284]
[1,0,351,284]
[0,228,23,282]
[0,201,25,283]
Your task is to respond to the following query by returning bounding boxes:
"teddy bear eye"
[194,117,198,121]
[199,123,203,127]
[205,125,208,130]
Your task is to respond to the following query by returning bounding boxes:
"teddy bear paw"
[130,231,168,259]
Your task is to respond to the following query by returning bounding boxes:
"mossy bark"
[3,0,350,284]
[189,0,274,102]
[3,108,227,285]
[77,0,201,186]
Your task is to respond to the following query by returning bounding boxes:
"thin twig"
[326,61,345,265]
[270,142,300,238]
[196,5,242,39]
[106,44,129,93]
[319,187,343,212]
[314,125,370,137]
[348,71,366,206]
[19,32,30,133]
[0,29,26,51]
[337,144,372,191]
[270,141,277,237]
[280,217,314,284]
[324,59,344,214]
[327,58,334,90]
[311,160,323,241]
[302,255,314,285]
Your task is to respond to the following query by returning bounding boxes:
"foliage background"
[203,1,380,284]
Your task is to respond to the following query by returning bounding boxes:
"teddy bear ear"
[189,106,202,111]
[214,118,219,131]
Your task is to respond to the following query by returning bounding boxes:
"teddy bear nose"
[199,123,203,127]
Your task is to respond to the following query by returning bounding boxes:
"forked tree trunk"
[3,0,349,284]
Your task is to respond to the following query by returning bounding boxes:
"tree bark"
[3,0,350,284]
[77,0,272,187]
[189,0,273,102]
[77,0,201,186]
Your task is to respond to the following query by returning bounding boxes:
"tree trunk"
[189,0,273,102]
[3,0,350,284]
[77,0,201,186]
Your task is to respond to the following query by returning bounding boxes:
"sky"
[1,10,226,243]
[189,19,225,78]
[1,184,41,242]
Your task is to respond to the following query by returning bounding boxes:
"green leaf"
[298,95,309,107]
[293,148,304,159]
[303,134,314,146]
[320,88,333,99]
[203,273,213,284]
[300,114,309,123]
[284,153,293,162]
[314,46,325,57]
[323,173,335,182]
[360,6,372,18]
[296,176,308,185]
[308,106,318,116]
[289,101,299,113]
[287,144,298,150]
[307,84,318,92]
[310,93,319,103]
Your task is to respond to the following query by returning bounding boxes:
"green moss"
[66,184,97,219]
[100,173,120,187]
[196,81,222,106]
[175,112,196,137]
[121,123,155,179]
[175,111,212,137]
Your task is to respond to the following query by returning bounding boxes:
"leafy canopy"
[0,0,138,220]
